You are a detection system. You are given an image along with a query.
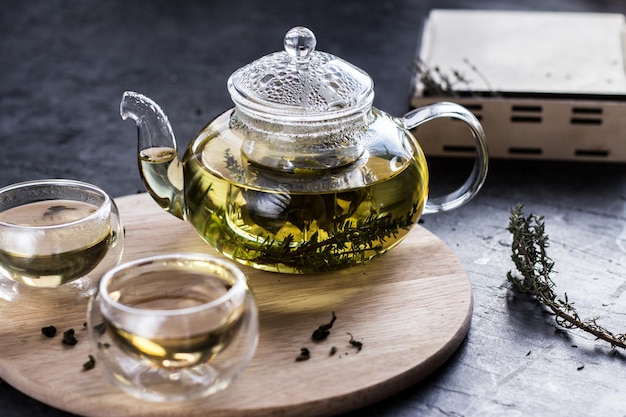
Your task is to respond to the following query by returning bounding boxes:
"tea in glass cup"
[87,253,259,402]
[0,179,124,301]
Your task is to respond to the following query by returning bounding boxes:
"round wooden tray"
[0,193,472,417]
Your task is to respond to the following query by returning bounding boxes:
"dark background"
[2,1,626,416]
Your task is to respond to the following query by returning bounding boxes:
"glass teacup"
[0,179,124,302]
[87,253,259,402]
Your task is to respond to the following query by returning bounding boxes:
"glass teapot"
[120,27,488,274]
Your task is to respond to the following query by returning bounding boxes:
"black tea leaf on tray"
[311,311,337,342]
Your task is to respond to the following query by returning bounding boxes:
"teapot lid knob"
[227,26,373,122]
[284,26,316,63]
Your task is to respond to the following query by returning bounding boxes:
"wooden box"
[410,10,626,162]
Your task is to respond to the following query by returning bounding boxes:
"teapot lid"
[227,27,374,122]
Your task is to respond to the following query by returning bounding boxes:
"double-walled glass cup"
[0,179,124,302]
[87,253,259,402]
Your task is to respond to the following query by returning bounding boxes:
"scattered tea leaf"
[295,347,311,362]
[93,322,106,335]
[329,346,337,356]
[347,332,363,352]
[82,355,96,371]
[311,311,337,342]
[43,205,76,219]
[62,329,78,346]
[41,325,57,338]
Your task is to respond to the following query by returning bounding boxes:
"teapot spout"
[120,91,186,220]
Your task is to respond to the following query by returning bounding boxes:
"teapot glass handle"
[402,102,488,214]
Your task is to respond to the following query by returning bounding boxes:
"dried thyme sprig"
[412,58,498,98]
[413,59,472,97]
[507,204,626,349]
[251,202,419,271]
